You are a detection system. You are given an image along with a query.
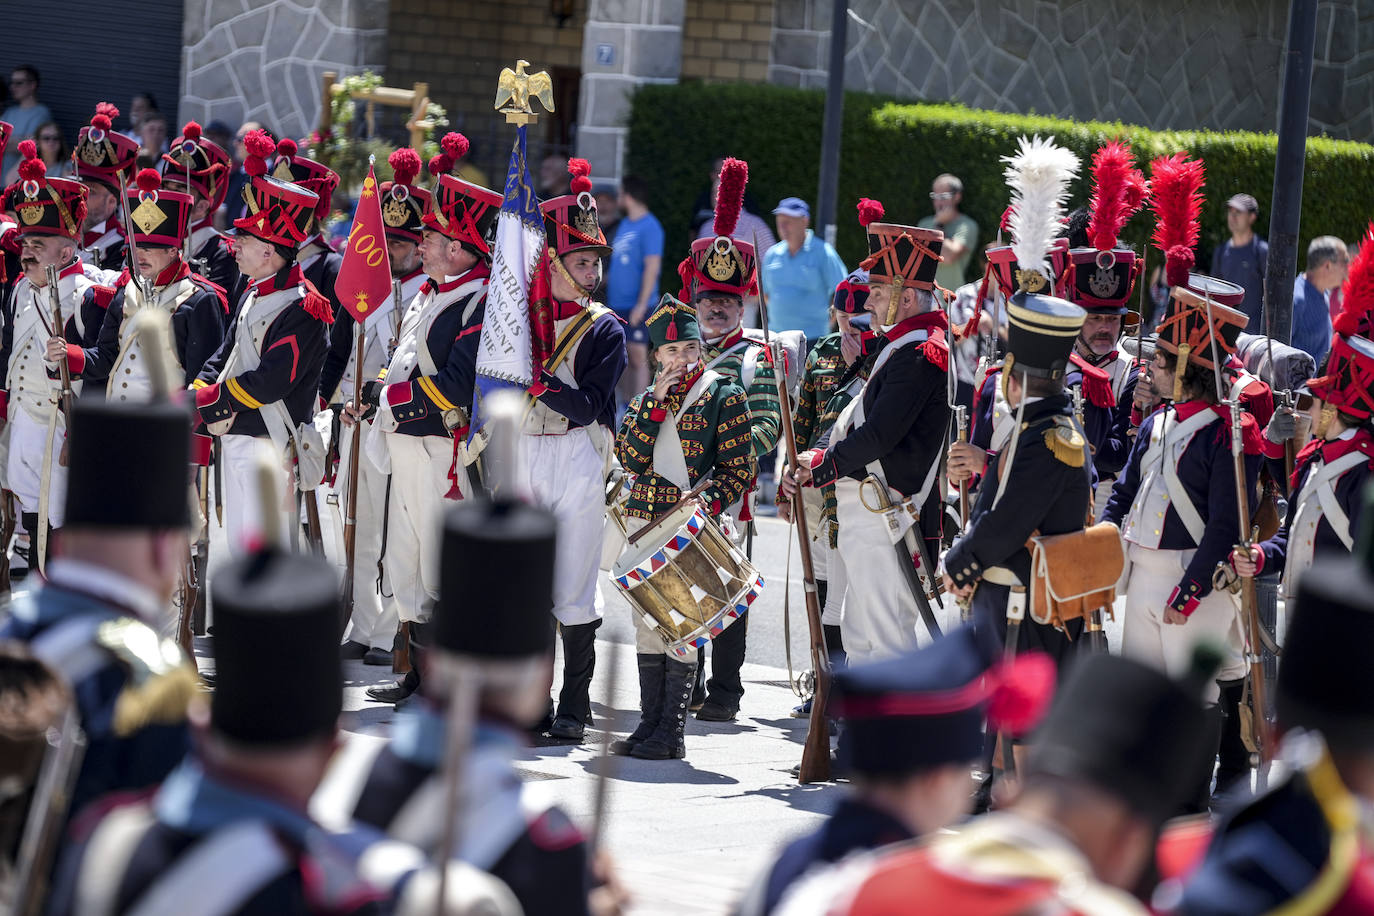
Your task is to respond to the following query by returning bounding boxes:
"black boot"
[1214,678,1251,796]
[632,657,695,760]
[1185,704,1225,815]
[689,647,706,710]
[823,624,847,670]
[610,654,665,755]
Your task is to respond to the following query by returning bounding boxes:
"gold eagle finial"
[495,59,555,125]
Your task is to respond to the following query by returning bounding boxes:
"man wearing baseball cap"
[1210,192,1269,332]
[762,196,847,342]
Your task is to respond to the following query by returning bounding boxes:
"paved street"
[189,506,1141,915]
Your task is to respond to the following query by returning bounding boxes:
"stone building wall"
[770,0,1374,142]
[180,0,388,141]
[680,0,774,83]
[385,0,586,180]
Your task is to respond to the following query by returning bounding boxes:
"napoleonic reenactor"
[330,147,430,666]
[348,156,499,705]
[784,208,950,665]
[193,129,332,553]
[47,168,228,399]
[0,396,198,819]
[71,102,136,275]
[529,158,628,742]
[1,142,111,556]
[612,295,753,759]
[272,136,342,317]
[161,119,241,297]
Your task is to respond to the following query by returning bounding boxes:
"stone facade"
[386,0,586,182]
[180,0,388,142]
[770,0,1374,141]
[681,0,773,83]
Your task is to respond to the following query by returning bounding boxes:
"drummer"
[611,294,754,761]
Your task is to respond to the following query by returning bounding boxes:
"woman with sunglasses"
[1,65,52,177]
[1,121,70,185]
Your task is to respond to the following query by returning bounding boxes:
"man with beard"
[1,141,112,567]
[527,158,628,743]
[70,102,138,275]
[46,169,228,399]
[328,148,430,666]
[676,157,780,722]
[346,159,498,706]
[160,119,240,298]
[783,206,950,665]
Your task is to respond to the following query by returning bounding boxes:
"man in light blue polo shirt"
[762,197,848,342]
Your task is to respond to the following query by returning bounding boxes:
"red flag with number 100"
[335,163,393,324]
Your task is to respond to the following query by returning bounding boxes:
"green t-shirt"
[918,212,979,291]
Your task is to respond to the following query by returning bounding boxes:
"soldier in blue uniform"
[193,129,333,555]
[70,102,137,276]
[785,214,950,664]
[942,288,1094,671]
[160,119,241,299]
[738,624,1055,916]
[0,395,197,822]
[47,168,228,398]
[48,544,401,915]
[312,470,605,916]
[1163,491,1374,915]
[346,166,500,705]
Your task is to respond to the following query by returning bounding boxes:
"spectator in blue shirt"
[1211,193,1269,332]
[607,174,663,400]
[762,198,848,342]
[1291,235,1349,366]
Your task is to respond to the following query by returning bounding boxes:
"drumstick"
[626,476,716,547]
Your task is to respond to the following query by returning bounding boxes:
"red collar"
[710,327,746,351]
[59,259,85,281]
[552,297,584,320]
[1172,399,1221,422]
[885,311,948,339]
[191,216,216,234]
[425,263,491,294]
[250,264,307,296]
[1320,429,1374,462]
[154,258,190,288]
[668,360,705,404]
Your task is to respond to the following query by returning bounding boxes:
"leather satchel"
[1027,522,1125,631]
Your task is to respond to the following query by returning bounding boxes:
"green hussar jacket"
[703,330,781,461]
[813,347,875,548]
[794,333,846,450]
[616,367,755,521]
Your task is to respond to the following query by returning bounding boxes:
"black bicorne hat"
[435,499,557,659]
[64,399,193,529]
[210,549,342,745]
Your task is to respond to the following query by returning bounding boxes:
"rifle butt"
[394,621,412,673]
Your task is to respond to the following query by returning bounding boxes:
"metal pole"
[1262,0,1318,362]
[814,0,849,248]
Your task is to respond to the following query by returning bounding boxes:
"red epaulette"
[1155,814,1215,883]
[300,279,334,324]
[90,284,117,309]
[920,329,949,372]
[1217,409,1266,456]
[1069,352,1115,408]
[527,805,584,852]
[191,273,231,313]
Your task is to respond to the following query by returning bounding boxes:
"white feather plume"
[1001,135,1081,283]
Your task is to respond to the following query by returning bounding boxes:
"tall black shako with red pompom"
[3,139,88,240]
[126,168,193,250]
[233,129,320,255]
[378,146,430,244]
[72,102,139,194]
[539,157,610,260]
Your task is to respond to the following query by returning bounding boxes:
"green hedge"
[626,82,1374,277]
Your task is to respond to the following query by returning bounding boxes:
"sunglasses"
[39,134,61,142]
[929,192,956,201]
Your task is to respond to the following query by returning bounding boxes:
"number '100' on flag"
[335,160,394,324]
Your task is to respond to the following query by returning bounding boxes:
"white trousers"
[821,541,847,627]
[337,421,394,648]
[384,433,466,624]
[219,434,296,558]
[1121,542,1239,704]
[526,428,607,627]
[835,478,922,664]
[8,407,66,527]
[620,515,683,658]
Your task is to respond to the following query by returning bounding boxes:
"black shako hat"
[833,625,1054,777]
[1005,290,1087,380]
[436,499,557,659]
[1027,650,1217,825]
[210,549,342,745]
[1278,486,1374,752]
[64,399,192,529]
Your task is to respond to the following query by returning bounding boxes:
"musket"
[45,265,75,441]
[1203,294,1272,777]
[191,466,210,637]
[115,168,142,280]
[341,318,366,634]
[1069,385,1109,654]
[9,706,85,916]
